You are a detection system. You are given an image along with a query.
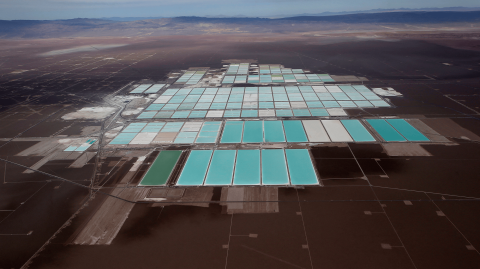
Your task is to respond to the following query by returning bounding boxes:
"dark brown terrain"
[0,13,480,269]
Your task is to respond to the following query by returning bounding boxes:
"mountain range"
[1,11,480,39]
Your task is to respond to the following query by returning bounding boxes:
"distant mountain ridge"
[1,11,480,39]
[100,17,165,22]
[173,11,480,24]
[97,7,480,20]
[272,6,480,18]
[279,11,480,23]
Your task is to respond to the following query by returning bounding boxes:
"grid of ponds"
[222,74,334,83]
[226,63,249,75]
[130,84,152,94]
[175,149,318,186]
[142,85,389,119]
[175,71,207,84]
[127,63,426,188]
[130,84,167,94]
[258,65,307,74]
[220,120,376,143]
[144,84,166,94]
[137,108,349,119]
[109,121,222,145]
[64,139,97,152]
[109,119,429,145]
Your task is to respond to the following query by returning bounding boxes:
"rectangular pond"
[285,149,318,185]
[387,119,429,141]
[367,119,406,142]
[341,120,375,142]
[283,121,308,142]
[233,150,261,185]
[139,151,182,186]
[242,121,263,143]
[302,120,330,142]
[176,150,213,186]
[322,120,353,142]
[221,121,244,143]
[204,150,236,185]
[264,121,286,142]
[261,149,290,185]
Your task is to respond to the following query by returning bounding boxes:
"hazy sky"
[0,0,479,20]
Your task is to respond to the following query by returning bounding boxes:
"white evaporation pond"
[62,107,116,120]
[39,44,127,56]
